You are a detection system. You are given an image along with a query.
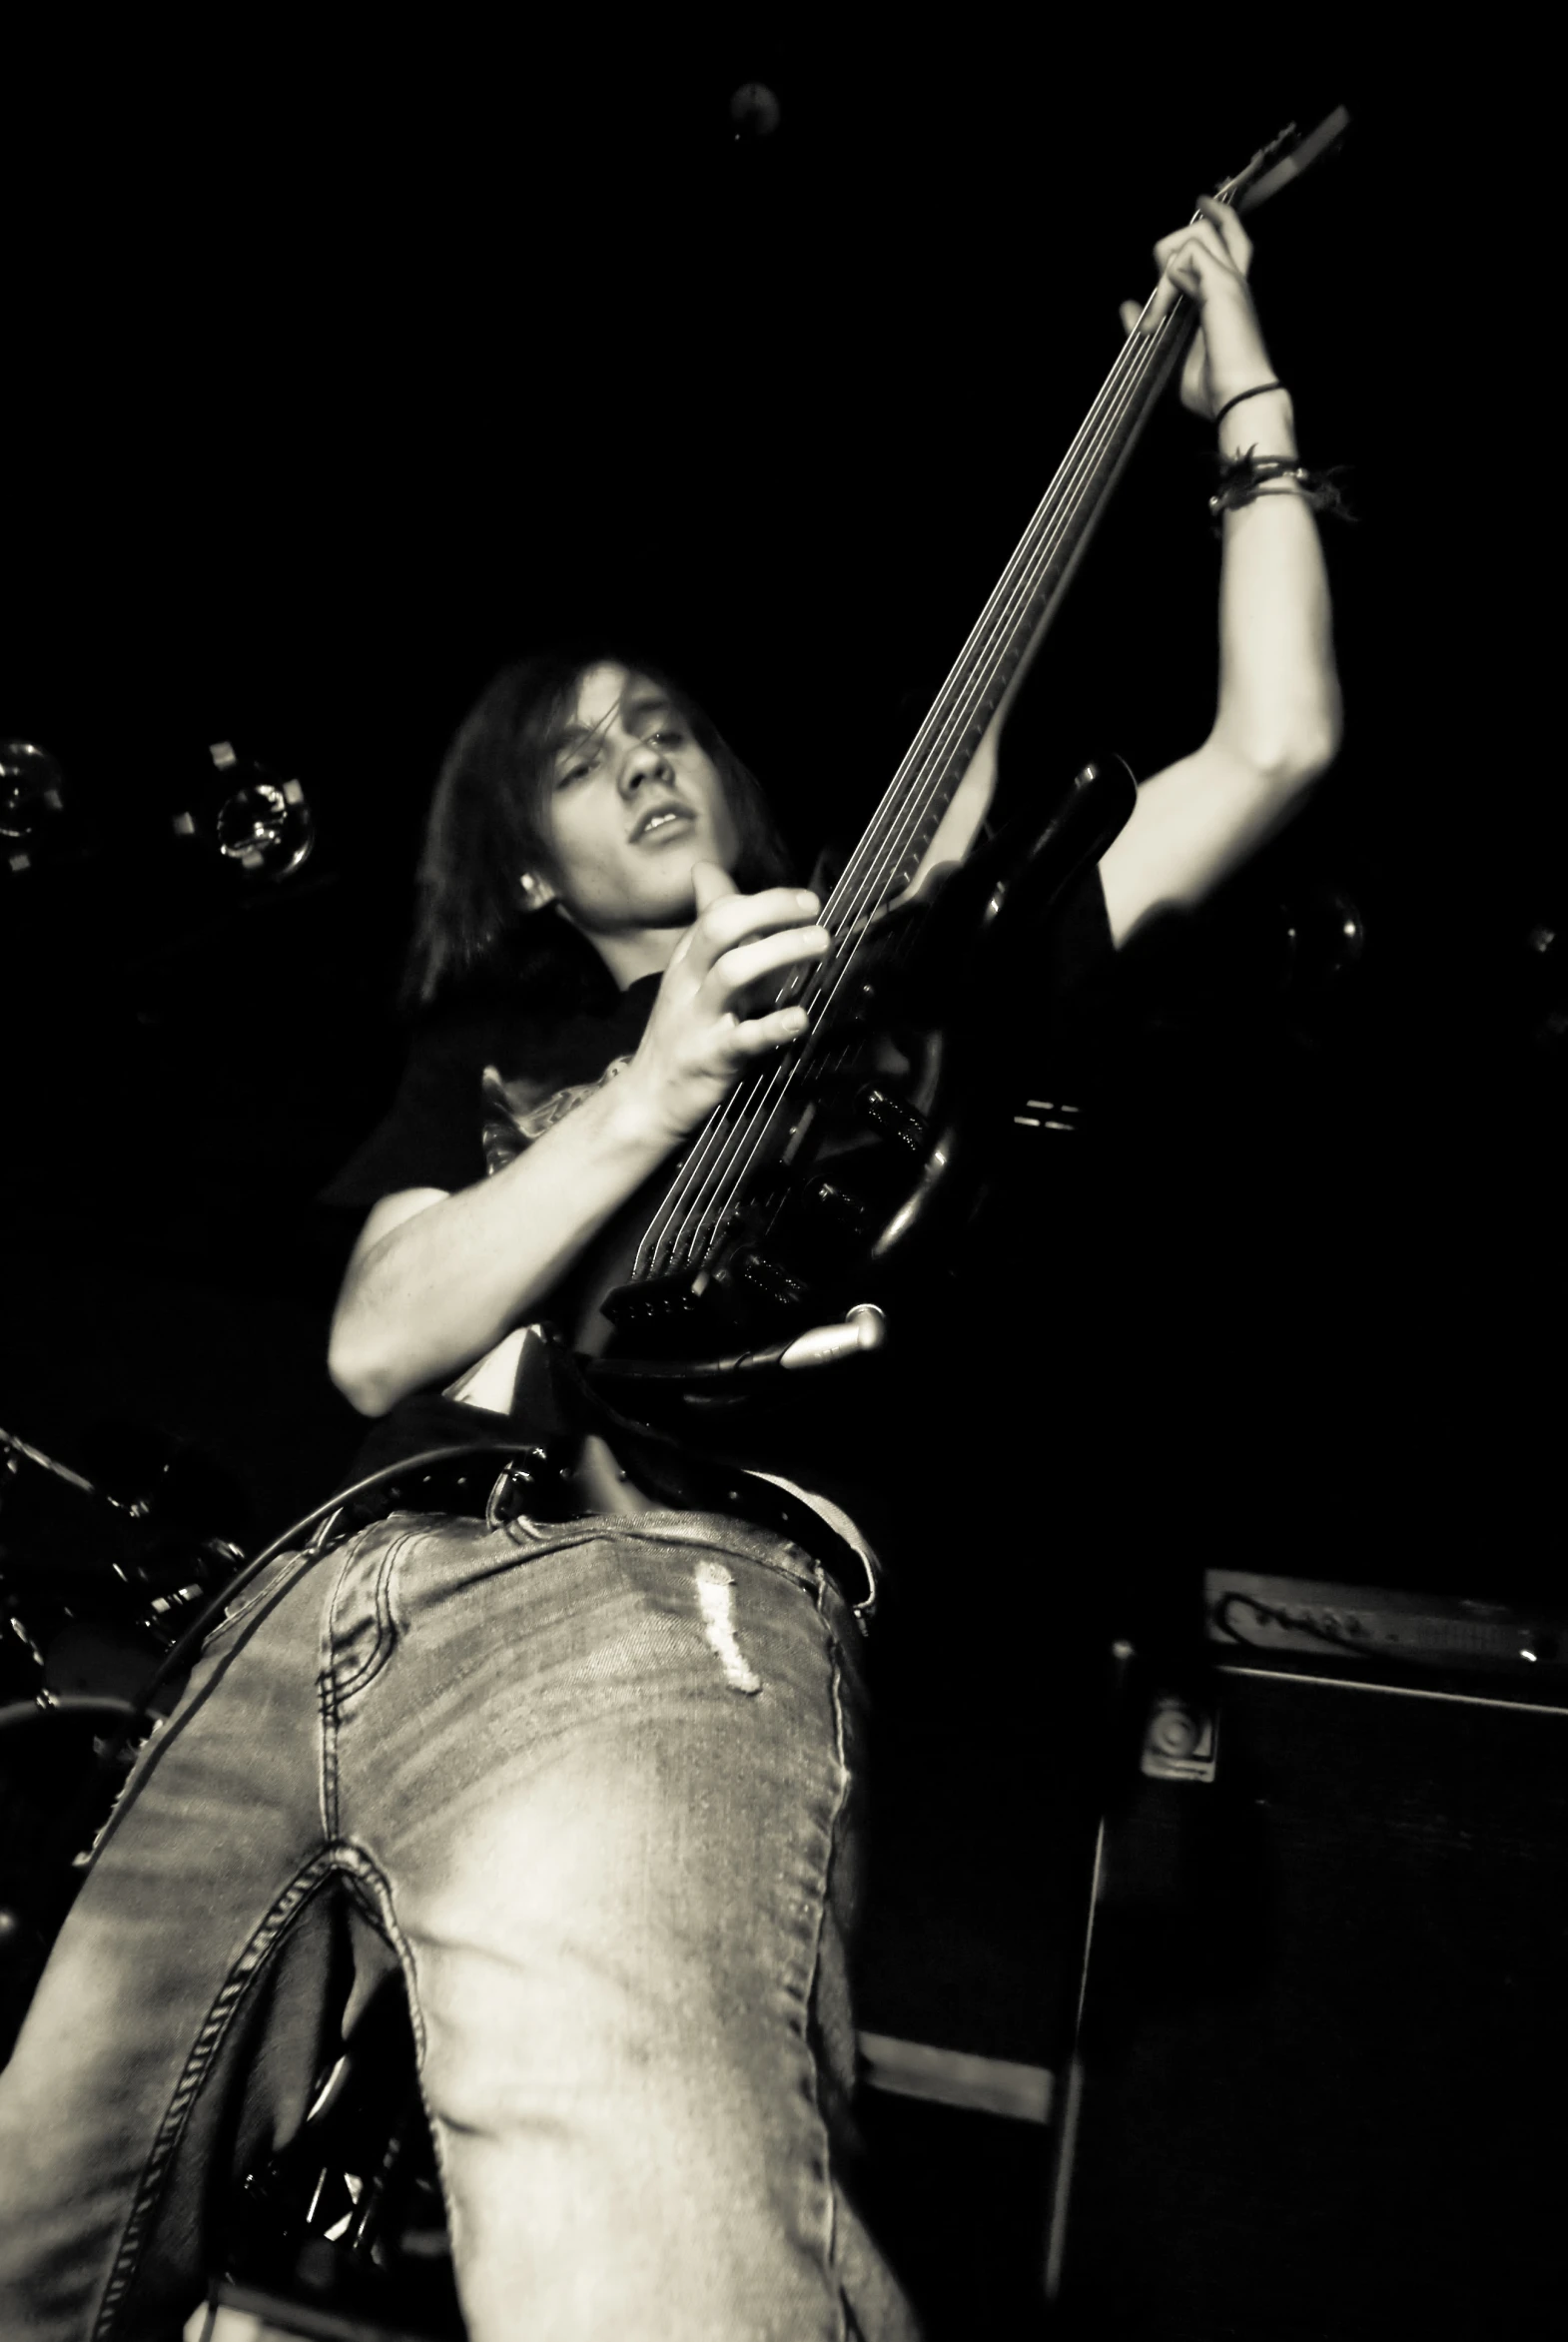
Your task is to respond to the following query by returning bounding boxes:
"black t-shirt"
[324,973,665,1212]
[323,871,1118,1531]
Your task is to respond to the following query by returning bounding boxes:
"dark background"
[4,34,1552,1572]
[1,30,1557,2332]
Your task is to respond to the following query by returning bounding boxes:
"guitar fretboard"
[629,122,1317,1287]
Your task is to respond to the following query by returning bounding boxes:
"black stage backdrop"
[1,34,1556,2327]
[1,43,1552,1714]
[4,38,1549,1579]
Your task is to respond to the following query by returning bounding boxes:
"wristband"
[1209,449,1354,530]
[1214,381,1287,427]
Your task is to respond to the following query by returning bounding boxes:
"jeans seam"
[806,1570,856,2342]
[90,1854,342,2342]
[331,1849,463,2270]
[80,1545,328,1881]
[331,1846,427,2067]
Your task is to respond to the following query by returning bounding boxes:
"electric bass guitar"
[448,110,1349,1484]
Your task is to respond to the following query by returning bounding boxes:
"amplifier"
[1043,1604,1568,2339]
[1202,1565,1566,1684]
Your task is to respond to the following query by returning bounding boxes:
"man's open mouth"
[631,806,693,842]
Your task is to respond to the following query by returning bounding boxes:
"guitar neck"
[828,296,1195,916]
[624,114,1345,1300]
[822,102,1356,922]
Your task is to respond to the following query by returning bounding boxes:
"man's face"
[534,661,741,940]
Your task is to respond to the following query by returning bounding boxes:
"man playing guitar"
[0,191,1340,2341]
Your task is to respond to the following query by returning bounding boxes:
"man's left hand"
[1121,195,1275,421]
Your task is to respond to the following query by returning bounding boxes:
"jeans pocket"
[323,1519,416,1710]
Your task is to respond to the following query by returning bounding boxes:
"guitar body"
[591,754,1137,1391]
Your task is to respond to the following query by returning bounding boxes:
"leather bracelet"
[1214,380,1287,427]
[1209,450,1353,531]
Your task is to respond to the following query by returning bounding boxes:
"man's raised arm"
[1099,196,1343,950]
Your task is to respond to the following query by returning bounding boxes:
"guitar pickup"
[728,1246,811,1314]
[601,1246,810,1341]
[600,1270,716,1333]
[856,1085,930,1157]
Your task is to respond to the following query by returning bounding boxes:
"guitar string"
[805,250,1220,950]
[680,326,1182,1268]
[637,293,1181,1280]
[805,180,1244,959]
[631,170,1259,1290]
[647,297,1185,1279]
[633,293,1182,1280]
[677,174,1240,1249]
[638,156,1246,1281]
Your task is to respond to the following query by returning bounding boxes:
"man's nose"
[619,741,673,795]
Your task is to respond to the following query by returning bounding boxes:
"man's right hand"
[620,861,830,1147]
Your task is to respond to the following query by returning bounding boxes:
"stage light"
[730,82,781,138]
[0,741,68,874]
[1279,885,1366,990]
[173,741,315,881]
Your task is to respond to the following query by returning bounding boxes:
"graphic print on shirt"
[480,1056,633,1174]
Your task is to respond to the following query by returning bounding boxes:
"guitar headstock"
[1211,106,1351,218]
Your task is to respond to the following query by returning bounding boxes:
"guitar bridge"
[600,1265,721,1338]
[602,1243,813,1350]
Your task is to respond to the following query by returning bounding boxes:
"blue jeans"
[0,1507,919,2341]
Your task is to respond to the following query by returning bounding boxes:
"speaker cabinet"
[1045,1650,1568,2339]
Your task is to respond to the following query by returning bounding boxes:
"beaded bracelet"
[1209,449,1354,531]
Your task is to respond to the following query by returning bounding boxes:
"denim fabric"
[0,1508,919,2342]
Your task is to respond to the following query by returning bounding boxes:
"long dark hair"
[403,646,792,1011]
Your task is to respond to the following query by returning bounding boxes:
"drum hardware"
[214,1973,464,2340]
[0,1419,254,2053]
[0,1422,247,1657]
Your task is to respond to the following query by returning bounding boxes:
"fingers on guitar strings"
[1194,192,1252,272]
[710,925,831,1011]
[732,1003,811,1060]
